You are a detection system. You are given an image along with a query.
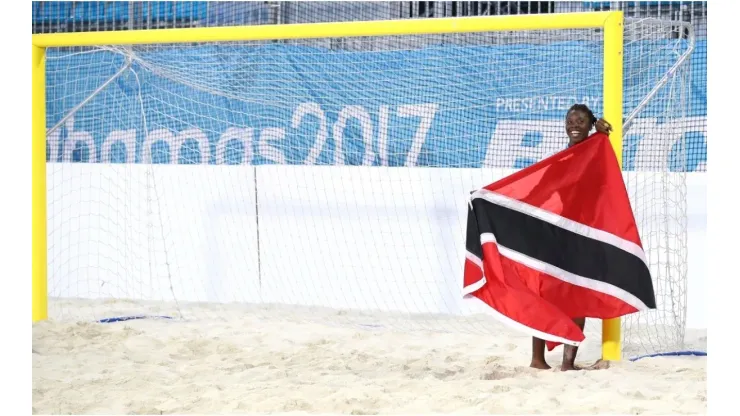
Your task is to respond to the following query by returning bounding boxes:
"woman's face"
[565,109,592,144]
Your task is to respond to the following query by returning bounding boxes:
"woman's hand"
[595,118,612,135]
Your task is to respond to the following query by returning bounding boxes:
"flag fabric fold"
[463,132,656,349]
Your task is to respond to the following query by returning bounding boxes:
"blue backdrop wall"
[45,40,707,172]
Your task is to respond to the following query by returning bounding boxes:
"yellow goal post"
[31,11,625,360]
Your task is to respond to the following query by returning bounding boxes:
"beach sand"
[33,298,706,414]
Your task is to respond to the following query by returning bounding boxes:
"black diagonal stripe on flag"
[471,197,656,310]
[463,132,657,348]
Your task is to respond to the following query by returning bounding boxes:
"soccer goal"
[32,11,694,360]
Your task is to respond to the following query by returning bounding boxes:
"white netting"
[619,19,694,356]
[43,18,693,357]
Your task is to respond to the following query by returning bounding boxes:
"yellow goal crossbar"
[31,11,625,360]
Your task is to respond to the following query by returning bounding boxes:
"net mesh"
[43,18,693,357]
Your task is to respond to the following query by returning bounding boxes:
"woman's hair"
[567,104,597,126]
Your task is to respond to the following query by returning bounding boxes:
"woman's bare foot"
[530,359,551,370]
[560,363,582,371]
[585,359,611,370]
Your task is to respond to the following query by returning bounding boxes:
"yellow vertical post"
[32,44,48,322]
[602,11,624,361]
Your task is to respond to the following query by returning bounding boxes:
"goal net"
[42,17,694,357]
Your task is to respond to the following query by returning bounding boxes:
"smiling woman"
[565,103,613,148]
[527,103,616,372]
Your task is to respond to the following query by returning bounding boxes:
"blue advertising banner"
[46,40,707,172]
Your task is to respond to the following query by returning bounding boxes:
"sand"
[33,299,706,415]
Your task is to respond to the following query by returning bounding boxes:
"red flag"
[463,132,656,349]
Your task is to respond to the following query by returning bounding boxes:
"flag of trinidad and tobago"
[462,132,657,350]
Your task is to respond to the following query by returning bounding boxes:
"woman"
[566,104,613,148]
[529,103,613,371]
